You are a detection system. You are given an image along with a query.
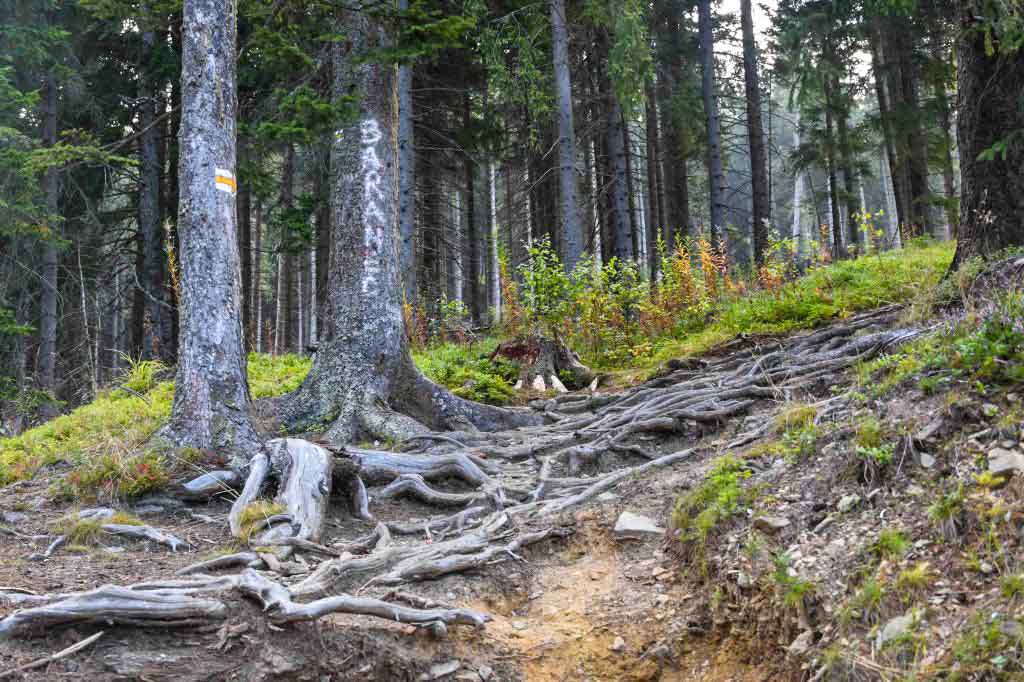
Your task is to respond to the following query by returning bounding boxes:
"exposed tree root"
[0,309,924,653]
[103,524,188,552]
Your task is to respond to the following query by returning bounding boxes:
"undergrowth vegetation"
[411,238,952,396]
[858,287,1024,399]
[0,353,310,496]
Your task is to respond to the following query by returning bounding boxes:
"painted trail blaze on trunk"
[161,0,260,464]
[360,118,387,295]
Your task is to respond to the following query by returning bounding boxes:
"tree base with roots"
[492,336,595,393]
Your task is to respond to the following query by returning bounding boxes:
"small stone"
[812,515,835,534]
[788,630,815,657]
[915,417,944,443]
[753,516,790,534]
[477,665,494,681]
[421,660,461,680]
[1,511,27,524]
[613,511,665,540]
[610,636,626,653]
[906,484,926,497]
[980,561,995,574]
[988,448,1024,477]
[837,494,861,513]
[917,453,936,469]
[511,620,528,631]
[876,613,916,648]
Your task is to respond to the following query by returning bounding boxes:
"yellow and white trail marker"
[215,168,237,195]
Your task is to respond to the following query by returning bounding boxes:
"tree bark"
[463,95,482,324]
[869,20,907,235]
[643,77,662,276]
[698,0,725,241]
[38,71,60,419]
[550,0,584,271]
[276,12,539,444]
[160,0,261,466]
[740,0,769,266]
[823,78,844,259]
[949,0,1024,269]
[397,12,417,305]
[238,141,251,348]
[139,27,169,362]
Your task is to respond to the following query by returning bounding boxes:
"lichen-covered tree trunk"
[278,12,540,444]
[161,0,261,466]
[949,0,1024,269]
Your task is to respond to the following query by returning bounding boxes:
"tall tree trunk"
[397,14,417,304]
[949,0,1024,269]
[139,27,168,362]
[600,54,633,263]
[161,0,260,464]
[823,79,844,259]
[464,95,481,323]
[238,141,251,348]
[869,21,907,235]
[644,77,662,276]
[930,33,959,239]
[698,0,725,240]
[488,162,502,323]
[834,75,859,250]
[550,0,584,271]
[280,144,296,352]
[740,0,769,266]
[253,198,263,351]
[420,150,442,313]
[279,12,538,443]
[315,147,330,342]
[38,71,60,419]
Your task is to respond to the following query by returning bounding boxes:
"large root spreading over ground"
[0,307,916,642]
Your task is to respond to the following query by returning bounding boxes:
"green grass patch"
[0,353,308,491]
[949,613,1024,680]
[874,528,910,560]
[412,339,519,405]
[49,511,143,545]
[644,241,953,371]
[672,455,755,565]
[237,500,287,543]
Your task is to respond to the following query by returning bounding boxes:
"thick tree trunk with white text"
[160,0,261,467]
[276,13,540,444]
